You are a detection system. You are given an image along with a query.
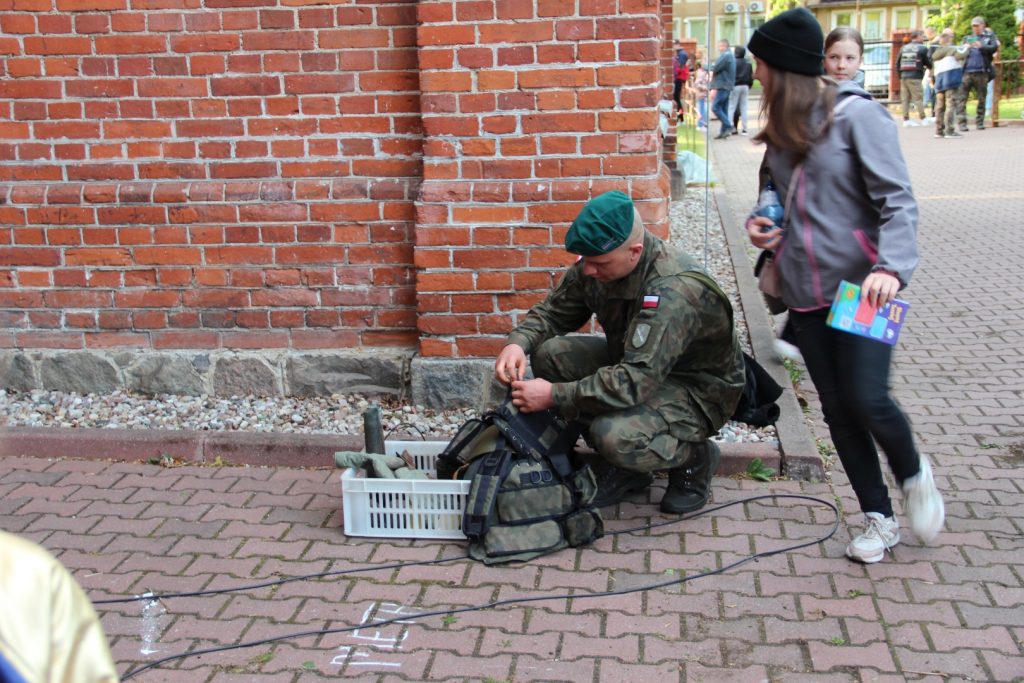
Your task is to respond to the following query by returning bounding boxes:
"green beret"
[565,190,635,256]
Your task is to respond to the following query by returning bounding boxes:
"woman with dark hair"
[745,8,944,564]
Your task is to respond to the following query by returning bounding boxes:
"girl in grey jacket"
[745,8,945,565]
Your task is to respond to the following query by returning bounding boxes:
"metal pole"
[363,404,385,454]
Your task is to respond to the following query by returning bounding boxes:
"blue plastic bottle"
[754,181,784,233]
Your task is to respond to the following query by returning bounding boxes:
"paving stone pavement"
[1,119,1023,682]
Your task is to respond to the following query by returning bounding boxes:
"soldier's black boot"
[660,440,721,514]
[591,464,653,508]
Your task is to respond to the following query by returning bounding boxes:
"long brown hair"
[754,63,836,160]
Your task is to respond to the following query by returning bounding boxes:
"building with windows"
[807,0,941,38]
[673,0,940,58]
[671,0,768,57]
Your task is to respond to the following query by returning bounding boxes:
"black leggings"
[789,308,921,517]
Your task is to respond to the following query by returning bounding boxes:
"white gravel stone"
[0,194,776,446]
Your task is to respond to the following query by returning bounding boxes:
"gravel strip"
[0,191,775,446]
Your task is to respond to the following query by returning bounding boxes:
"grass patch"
[676,121,708,159]
[995,94,1023,121]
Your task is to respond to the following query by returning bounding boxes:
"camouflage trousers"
[956,71,988,128]
[532,336,711,473]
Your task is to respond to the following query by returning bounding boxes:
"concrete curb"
[0,425,810,478]
[710,153,824,481]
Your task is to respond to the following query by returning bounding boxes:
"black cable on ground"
[113,493,838,680]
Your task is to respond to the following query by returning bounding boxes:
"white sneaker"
[845,512,900,564]
[922,116,935,125]
[773,338,802,362]
[902,457,945,543]
[902,120,914,127]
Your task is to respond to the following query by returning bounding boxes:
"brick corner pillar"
[413,0,672,362]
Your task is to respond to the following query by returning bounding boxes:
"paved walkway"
[2,120,1023,682]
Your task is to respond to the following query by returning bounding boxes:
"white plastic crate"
[340,440,470,539]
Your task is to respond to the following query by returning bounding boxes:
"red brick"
[133,246,202,265]
[95,35,167,54]
[418,24,475,46]
[419,70,473,93]
[597,64,658,87]
[153,330,220,349]
[456,336,504,357]
[579,41,616,62]
[479,21,552,43]
[417,271,474,292]
[522,112,595,133]
[519,67,593,89]
[318,28,388,50]
[10,329,78,350]
[556,19,595,40]
[537,44,575,64]
[206,246,273,265]
[0,80,62,99]
[596,15,660,40]
[0,247,61,266]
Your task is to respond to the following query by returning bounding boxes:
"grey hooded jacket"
[760,80,919,311]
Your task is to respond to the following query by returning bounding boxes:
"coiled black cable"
[112,493,838,680]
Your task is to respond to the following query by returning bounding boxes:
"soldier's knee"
[589,414,682,472]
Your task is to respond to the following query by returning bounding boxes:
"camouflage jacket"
[507,231,745,433]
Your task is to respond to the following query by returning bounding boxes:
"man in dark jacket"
[729,45,754,135]
[956,16,999,131]
[898,30,932,126]
[495,191,745,514]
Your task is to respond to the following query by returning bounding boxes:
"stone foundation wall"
[0,349,509,411]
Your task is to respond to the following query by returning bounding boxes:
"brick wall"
[0,0,423,353]
[414,0,671,358]
[0,0,671,365]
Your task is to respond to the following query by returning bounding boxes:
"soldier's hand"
[495,344,527,385]
[510,379,554,413]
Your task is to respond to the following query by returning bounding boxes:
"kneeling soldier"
[494,191,745,513]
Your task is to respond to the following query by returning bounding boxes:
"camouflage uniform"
[506,231,744,473]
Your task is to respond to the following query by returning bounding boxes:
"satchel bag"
[755,250,786,314]
[755,162,803,314]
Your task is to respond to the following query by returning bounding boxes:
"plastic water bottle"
[754,181,784,233]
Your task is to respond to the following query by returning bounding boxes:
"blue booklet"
[826,280,909,345]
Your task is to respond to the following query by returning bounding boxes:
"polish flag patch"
[642,295,660,309]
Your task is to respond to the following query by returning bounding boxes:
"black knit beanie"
[747,7,825,76]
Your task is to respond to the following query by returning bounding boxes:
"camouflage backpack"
[436,398,603,564]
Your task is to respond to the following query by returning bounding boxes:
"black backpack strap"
[540,421,583,479]
[461,444,515,541]
[493,401,583,465]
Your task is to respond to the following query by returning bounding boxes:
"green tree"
[767,0,801,18]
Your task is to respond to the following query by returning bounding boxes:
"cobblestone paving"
[1,121,1022,682]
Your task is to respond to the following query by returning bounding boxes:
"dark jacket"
[898,41,931,79]
[962,29,999,76]
[734,59,754,88]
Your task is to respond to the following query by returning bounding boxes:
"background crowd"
[671,15,1004,139]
